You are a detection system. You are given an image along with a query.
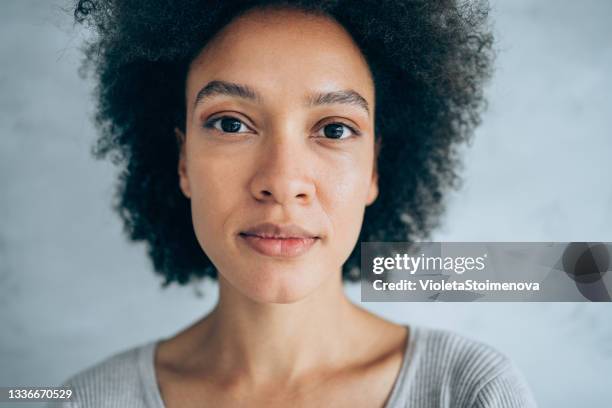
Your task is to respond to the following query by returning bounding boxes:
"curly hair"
[73,0,494,287]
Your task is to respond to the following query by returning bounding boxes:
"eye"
[317,122,360,140]
[204,116,251,134]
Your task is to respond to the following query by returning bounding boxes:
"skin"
[157,6,409,407]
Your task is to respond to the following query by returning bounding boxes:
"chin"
[229,262,329,304]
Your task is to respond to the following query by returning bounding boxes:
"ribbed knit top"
[50,325,537,407]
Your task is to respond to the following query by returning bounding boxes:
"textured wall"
[1,0,611,406]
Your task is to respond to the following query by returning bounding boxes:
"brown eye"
[324,124,344,139]
[205,116,250,134]
[318,122,358,140]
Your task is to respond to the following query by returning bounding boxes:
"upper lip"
[240,222,319,239]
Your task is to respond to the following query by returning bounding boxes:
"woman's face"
[179,7,378,303]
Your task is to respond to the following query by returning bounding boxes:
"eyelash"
[204,116,252,134]
[203,115,361,140]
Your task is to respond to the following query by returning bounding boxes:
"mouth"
[238,222,321,258]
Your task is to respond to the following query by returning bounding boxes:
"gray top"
[50,325,537,407]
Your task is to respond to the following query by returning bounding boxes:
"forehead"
[186,7,375,107]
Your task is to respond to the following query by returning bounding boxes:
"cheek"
[319,149,373,213]
[317,152,373,247]
[186,152,246,243]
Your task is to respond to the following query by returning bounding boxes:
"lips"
[239,222,320,257]
[241,222,319,239]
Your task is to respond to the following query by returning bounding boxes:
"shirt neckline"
[384,324,420,407]
[138,324,419,408]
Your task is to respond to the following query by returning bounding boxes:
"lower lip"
[239,234,318,258]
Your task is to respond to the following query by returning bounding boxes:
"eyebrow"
[194,80,260,107]
[306,89,370,116]
[193,80,370,116]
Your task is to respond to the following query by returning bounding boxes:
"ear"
[175,127,191,199]
[366,136,381,206]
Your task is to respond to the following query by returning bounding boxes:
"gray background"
[1,0,611,406]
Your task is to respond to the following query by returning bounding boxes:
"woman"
[58,0,537,406]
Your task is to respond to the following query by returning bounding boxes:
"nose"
[249,136,316,206]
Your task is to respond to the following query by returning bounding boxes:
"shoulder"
[48,341,156,408]
[417,326,510,379]
[406,326,537,408]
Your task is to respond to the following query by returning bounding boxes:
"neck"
[186,269,373,387]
